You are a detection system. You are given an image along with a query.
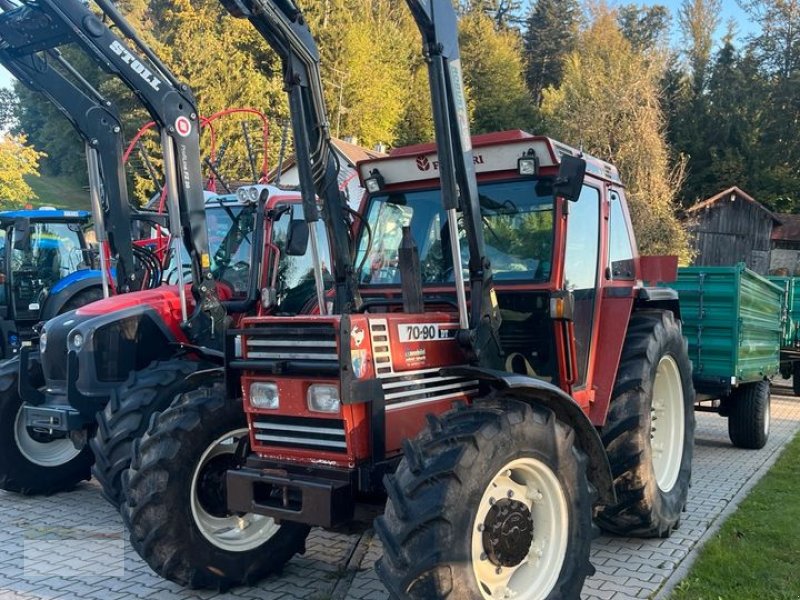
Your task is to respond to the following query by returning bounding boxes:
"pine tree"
[617,4,670,52]
[523,0,580,107]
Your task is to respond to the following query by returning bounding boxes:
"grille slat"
[244,322,338,364]
[252,415,346,453]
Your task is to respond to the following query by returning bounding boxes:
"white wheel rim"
[190,428,279,552]
[13,405,82,467]
[471,457,569,600]
[651,356,685,492]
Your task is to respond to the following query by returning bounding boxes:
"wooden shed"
[685,186,780,275]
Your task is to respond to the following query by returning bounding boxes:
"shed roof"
[268,137,386,181]
[772,213,800,241]
[686,186,782,224]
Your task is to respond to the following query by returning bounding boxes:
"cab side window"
[608,191,635,280]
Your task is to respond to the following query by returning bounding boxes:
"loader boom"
[220,0,359,314]
[0,0,223,342]
[405,0,502,367]
[0,43,139,295]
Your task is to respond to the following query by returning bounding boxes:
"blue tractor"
[0,209,104,360]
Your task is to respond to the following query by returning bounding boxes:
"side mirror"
[12,218,31,251]
[554,155,587,202]
[286,220,309,256]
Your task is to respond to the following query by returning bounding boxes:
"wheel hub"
[195,454,239,518]
[481,498,534,567]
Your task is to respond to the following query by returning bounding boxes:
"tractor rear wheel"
[727,380,770,449]
[0,356,93,494]
[123,383,310,589]
[597,310,694,538]
[90,360,213,508]
[59,286,104,314]
[375,398,594,600]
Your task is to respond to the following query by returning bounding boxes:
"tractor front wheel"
[0,357,92,494]
[597,310,695,538]
[375,398,594,600]
[123,383,310,589]
[727,380,770,449]
[90,360,213,508]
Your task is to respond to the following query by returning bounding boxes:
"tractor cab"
[354,131,649,419]
[0,209,98,356]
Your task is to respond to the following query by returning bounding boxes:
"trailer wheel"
[793,362,800,396]
[728,380,770,449]
[0,356,92,494]
[375,398,594,600]
[123,383,309,589]
[597,310,695,538]
[90,360,213,508]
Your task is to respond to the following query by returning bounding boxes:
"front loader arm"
[405,0,502,367]
[0,0,223,343]
[0,43,139,295]
[220,0,359,314]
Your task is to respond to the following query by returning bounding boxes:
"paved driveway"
[1,387,798,600]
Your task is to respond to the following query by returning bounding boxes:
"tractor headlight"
[236,188,249,203]
[71,333,84,349]
[307,384,340,413]
[249,382,279,409]
[247,186,259,202]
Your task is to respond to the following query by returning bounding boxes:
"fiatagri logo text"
[415,154,485,172]
[109,40,162,92]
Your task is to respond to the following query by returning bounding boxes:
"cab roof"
[357,130,622,188]
[0,209,91,222]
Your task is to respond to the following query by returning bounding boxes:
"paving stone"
[0,390,798,600]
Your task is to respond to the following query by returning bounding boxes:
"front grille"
[244,324,338,365]
[40,312,73,382]
[252,415,347,453]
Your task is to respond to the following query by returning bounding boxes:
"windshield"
[356,179,555,285]
[165,202,256,296]
[7,221,87,318]
[269,206,332,315]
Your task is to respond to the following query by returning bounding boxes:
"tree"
[459,10,536,133]
[617,4,670,52]
[0,134,45,207]
[740,0,800,78]
[460,0,524,29]
[523,0,581,107]
[678,0,722,93]
[541,7,692,262]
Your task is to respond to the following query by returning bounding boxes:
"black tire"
[375,398,595,599]
[597,310,695,538]
[0,355,93,494]
[123,383,310,590]
[58,286,104,314]
[90,360,213,508]
[793,362,800,396]
[728,380,770,449]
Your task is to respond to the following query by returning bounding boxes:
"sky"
[0,1,762,91]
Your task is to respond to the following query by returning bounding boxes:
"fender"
[441,365,616,507]
[635,287,681,321]
[42,270,104,320]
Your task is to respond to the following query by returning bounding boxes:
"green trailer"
[767,275,800,394]
[671,263,783,449]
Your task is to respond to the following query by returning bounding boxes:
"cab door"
[560,184,603,406]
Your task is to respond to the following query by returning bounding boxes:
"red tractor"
[122,1,694,598]
[0,0,330,506]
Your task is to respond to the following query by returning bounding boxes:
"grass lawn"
[23,173,89,211]
[670,431,800,600]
